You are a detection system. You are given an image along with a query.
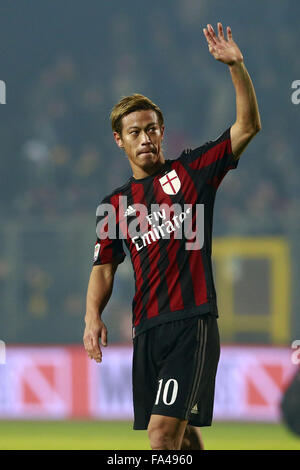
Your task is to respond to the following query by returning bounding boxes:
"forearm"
[85,266,115,321]
[229,61,261,132]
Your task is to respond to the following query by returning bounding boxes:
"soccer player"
[83,23,261,450]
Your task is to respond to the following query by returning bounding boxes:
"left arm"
[203,23,261,159]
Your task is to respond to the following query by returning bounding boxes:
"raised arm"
[83,262,119,363]
[203,22,261,158]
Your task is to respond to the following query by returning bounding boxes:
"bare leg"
[181,425,205,450]
[148,414,188,450]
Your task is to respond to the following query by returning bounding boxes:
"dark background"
[0,0,299,344]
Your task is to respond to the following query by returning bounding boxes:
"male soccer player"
[83,23,261,450]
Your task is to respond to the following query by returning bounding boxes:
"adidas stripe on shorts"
[132,313,220,429]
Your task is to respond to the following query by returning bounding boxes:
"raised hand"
[203,23,243,66]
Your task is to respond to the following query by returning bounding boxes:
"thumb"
[208,44,215,55]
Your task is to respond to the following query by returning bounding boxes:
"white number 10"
[155,378,178,406]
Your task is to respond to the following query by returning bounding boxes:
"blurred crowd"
[1,0,299,343]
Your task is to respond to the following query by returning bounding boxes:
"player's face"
[113,110,165,178]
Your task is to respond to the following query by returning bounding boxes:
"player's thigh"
[151,316,206,419]
[132,328,159,430]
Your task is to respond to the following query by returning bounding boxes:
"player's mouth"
[138,149,156,156]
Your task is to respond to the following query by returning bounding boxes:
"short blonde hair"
[110,93,164,136]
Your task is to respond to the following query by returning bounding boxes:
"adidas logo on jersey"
[124,205,136,217]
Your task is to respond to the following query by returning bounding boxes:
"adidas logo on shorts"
[191,403,198,414]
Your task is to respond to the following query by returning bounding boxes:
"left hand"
[203,23,243,66]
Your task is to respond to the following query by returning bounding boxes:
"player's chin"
[136,152,157,166]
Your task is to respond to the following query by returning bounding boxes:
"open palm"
[203,23,243,66]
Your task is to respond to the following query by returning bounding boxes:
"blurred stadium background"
[0,0,300,450]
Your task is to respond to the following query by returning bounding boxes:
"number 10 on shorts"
[155,378,178,406]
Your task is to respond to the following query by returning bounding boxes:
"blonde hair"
[110,93,164,136]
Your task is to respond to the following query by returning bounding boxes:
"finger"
[218,22,225,40]
[203,28,212,44]
[84,337,100,363]
[203,30,216,55]
[203,26,216,47]
[207,24,218,45]
[83,335,93,353]
[91,335,101,355]
[101,327,107,347]
[204,31,217,52]
[88,345,101,359]
[93,352,102,363]
[227,26,233,41]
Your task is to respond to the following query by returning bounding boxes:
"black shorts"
[132,313,220,430]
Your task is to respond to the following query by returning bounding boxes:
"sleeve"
[92,195,126,266]
[178,127,239,190]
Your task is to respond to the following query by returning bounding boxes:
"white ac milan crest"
[159,169,181,195]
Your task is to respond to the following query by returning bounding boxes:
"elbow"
[251,116,262,135]
[254,121,262,134]
[236,119,262,138]
[246,121,261,138]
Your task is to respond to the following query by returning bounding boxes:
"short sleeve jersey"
[93,127,239,337]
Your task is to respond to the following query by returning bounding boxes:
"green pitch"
[0,420,299,450]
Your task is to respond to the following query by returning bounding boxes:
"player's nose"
[140,130,151,143]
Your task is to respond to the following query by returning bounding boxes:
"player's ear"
[160,125,165,140]
[113,131,124,150]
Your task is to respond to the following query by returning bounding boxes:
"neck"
[132,156,165,180]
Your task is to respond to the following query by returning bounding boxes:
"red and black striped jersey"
[93,127,239,337]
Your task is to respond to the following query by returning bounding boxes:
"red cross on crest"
[159,169,181,195]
